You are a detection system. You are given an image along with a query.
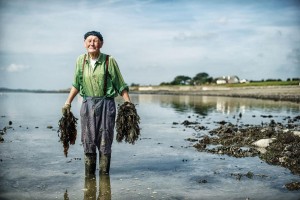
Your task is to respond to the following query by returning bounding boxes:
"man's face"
[84,35,103,53]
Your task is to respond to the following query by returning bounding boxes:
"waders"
[99,153,111,175]
[84,153,97,176]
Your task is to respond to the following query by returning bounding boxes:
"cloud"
[2,64,29,73]
[0,0,299,89]
[217,16,229,25]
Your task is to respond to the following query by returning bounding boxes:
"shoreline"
[1,85,299,103]
[130,85,300,103]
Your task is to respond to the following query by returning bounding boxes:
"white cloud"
[3,64,29,73]
[217,16,228,25]
[0,0,299,89]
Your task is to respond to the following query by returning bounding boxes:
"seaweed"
[116,102,141,144]
[58,111,78,157]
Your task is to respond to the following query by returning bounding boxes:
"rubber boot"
[98,174,111,200]
[84,153,97,177]
[99,153,111,175]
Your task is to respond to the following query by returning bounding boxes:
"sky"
[0,0,300,90]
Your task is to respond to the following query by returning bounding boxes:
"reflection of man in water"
[84,175,111,200]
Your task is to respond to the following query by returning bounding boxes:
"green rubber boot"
[84,153,97,177]
[99,153,111,175]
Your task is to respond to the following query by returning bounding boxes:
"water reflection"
[84,175,97,199]
[98,175,111,200]
[136,94,300,116]
[82,175,111,200]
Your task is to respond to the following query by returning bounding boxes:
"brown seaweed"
[116,102,141,144]
[58,111,78,157]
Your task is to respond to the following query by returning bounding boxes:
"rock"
[252,138,276,148]
[255,147,267,154]
[293,131,300,137]
[285,181,300,191]
[198,179,207,183]
[185,138,198,142]
[284,145,292,151]
[279,156,287,163]
[0,127,7,135]
[182,120,199,126]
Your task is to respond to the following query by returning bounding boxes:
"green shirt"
[72,53,129,98]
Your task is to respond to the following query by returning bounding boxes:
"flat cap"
[84,31,103,41]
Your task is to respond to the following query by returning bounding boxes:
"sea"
[0,92,299,200]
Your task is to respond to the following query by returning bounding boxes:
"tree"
[192,72,212,85]
[171,75,191,85]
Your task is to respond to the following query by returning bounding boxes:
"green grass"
[225,81,299,87]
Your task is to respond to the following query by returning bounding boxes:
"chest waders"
[81,54,113,176]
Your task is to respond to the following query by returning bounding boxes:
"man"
[62,31,131,176]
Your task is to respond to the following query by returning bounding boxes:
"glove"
[62,103,71,116]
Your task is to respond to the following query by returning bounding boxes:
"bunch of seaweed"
[116,102,140,144]
[58,111,78,157]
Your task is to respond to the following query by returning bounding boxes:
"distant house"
[216,75,240,84]
[239,79,249,83]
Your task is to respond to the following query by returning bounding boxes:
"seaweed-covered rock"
[260,131,300,175]
[190,115,300,175]
[285,181,300,191]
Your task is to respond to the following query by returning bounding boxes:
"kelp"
[58,111,78,157]
[116,102,141,144]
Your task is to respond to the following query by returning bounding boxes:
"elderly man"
[62,31,131,176]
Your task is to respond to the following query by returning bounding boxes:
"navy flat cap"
[84,31,103,41]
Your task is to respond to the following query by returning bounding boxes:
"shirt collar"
[86,53,103,64]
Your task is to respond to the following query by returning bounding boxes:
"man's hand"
[62,103,71,116]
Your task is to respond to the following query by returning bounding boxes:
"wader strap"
[103,55,110,96]
[82,54,87,99]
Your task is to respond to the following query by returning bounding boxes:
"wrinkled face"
[84,35,103,53]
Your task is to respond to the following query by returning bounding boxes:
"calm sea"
[0,93,299,200]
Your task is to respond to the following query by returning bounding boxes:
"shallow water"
[0,93,300,200]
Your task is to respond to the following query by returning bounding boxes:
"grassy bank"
[225,81,299,87]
